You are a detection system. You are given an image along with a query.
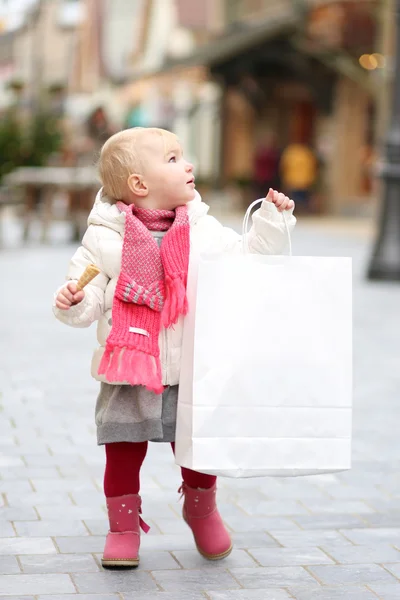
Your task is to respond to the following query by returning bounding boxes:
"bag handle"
[242,198,292,256]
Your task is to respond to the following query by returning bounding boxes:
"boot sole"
[101,558,139,568]
[197,543,233,561]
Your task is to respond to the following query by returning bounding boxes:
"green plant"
[21,111,63,167]
[0,109,23,181]
[0,109,63,182]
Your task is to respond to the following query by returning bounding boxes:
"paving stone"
[0,507,38,522]
[382,563,400,579]
[0,456,25,467]
[55,536,105,553]
[121,550,181,571]
[31,477,98,492]
[0,521,15,537]
[300,500,375,514]
[289,586,378,599]
[173,549,258,569]
[247,547,334,567]
[39,596,119,600]
[367,499,400,513]
[368,583,400,599]
[341,528,400,545]
[263,486,329,501]
[207,591,292,600]
[36,504,105,519]
[70,490,105,506]
[1,444,50,457]
[229,566,318,588]
[58,465,104,478]
[323,545,400,564]
[268,529,352,547]
[0,480,32,493]
[140,534,199,552]
[5,491,72,506]
[218,503,258,519]
[364,513,400,528]
[122,593,206,600]
[23,454,84,467]
[231,532,280,548]
[293,515,366,530]
[83,519,109,535]
[307,563,398,585]
[0,556,21,574]
[324,485,391,499]
[0,597,34,600]
[140,478,166,491]
[236,499,309,516]
[72,571,158,593]
[224,516,300,533]
[0,537,57,555]
[141,500,184,519]
[38,596,119,600]
[14,519,88,537]
[149,517,192,534]
[0,466,59,479]
[152,568,239,591]
[0,574,75,594]
[20,553,99,573]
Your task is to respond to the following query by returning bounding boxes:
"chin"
[187,190,197,203]
[173,197,191,208]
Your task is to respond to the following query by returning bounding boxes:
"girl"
[54,127,296,568]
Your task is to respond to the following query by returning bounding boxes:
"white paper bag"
[175,207,352,478]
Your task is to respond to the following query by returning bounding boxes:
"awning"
[129,13,300,81]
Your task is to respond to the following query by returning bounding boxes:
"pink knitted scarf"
[98,202,190,393]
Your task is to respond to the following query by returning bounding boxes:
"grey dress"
[95,230,178,445]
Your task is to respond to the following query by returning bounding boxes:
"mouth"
[187,177,195,185]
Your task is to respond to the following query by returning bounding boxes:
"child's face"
[132,134,195,210]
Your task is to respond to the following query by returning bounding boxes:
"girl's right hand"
[55,282,85,310]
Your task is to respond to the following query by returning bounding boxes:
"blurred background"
[0,0,394,248]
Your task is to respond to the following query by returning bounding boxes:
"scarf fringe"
[162,275,188,327]
[98,345,164,394]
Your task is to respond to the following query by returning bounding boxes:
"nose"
[185,161,194,172]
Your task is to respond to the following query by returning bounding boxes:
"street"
[1,212,400,599]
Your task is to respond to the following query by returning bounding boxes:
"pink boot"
[180,482,232,560]
[102,494,150,568]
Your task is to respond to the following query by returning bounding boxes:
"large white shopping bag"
[175,201,352,478]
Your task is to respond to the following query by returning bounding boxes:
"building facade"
[119,0,383,213]
[1,0,83,112]
[2,0,384,214]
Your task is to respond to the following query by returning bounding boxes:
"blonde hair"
[98,127,179,200]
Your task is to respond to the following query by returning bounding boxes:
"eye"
[168,156,176,163]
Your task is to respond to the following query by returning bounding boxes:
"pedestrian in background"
[253,132,281,200]
[53,127,296,569]
[280,140,318,210]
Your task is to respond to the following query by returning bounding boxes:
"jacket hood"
[87,188,209,233]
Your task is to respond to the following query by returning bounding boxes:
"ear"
[127,174,148,197]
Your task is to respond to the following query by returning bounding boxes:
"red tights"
[104,441,217,497]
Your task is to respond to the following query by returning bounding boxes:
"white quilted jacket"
[53,190,296,386]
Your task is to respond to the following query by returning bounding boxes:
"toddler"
[54,127,296,567]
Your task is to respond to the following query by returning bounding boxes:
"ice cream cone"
[76,264,100,291]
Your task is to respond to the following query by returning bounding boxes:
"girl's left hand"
[266,188,295,212]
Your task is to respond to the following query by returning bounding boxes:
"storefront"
[206,1,380,213]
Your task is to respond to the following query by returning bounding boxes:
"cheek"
[167,168,182,184]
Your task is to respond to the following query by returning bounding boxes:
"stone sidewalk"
[1,215,400,599]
